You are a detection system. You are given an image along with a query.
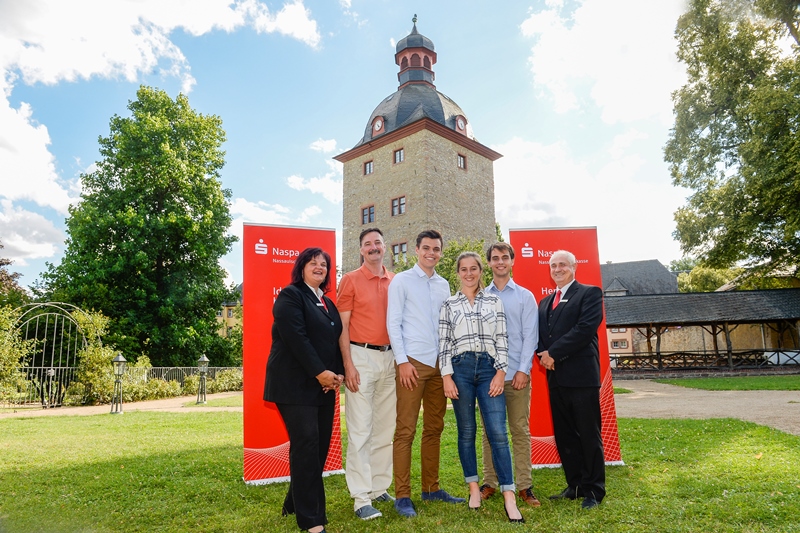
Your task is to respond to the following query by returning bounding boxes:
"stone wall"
[342,128,496,272]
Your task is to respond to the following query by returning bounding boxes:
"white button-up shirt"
[387,263,451,368]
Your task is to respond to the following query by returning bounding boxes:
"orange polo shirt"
[337,263,394,345]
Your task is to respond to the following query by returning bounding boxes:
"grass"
[183,394,243,408]
[655,374,800,391]
[614,387,633,394]
[1,410,799,532]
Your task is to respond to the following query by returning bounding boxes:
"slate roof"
[354,84,471,148]
[396,23,435,53]
[604,288,800,327]
[601,260,678,296]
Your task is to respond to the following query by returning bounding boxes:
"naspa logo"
[255,239,269,255]
[520,242,534,258]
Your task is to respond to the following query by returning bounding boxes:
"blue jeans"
[450,351,516,492]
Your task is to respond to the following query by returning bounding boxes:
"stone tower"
[335,18,501,273]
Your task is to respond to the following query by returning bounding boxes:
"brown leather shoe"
[479,484,496,500]
[518,487,541,507]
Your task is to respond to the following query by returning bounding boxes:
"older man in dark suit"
[537,249,605,510]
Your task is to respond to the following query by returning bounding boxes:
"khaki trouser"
[481,379,533,490]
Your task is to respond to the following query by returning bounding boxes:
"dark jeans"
[450,351,515,492]
[276,402,335,530]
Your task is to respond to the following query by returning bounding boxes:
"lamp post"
[110,353,127,414]
[196,354,209,404]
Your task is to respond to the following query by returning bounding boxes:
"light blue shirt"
[387,263,451,368]
[486,277,538,380]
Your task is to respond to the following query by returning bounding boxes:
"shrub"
[183,374,200,395]
[208,368,243,393]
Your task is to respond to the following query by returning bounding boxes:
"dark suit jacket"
[263,282,344,406]
[538,281,604,388]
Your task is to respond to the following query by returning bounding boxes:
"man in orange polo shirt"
[337,227,396,521]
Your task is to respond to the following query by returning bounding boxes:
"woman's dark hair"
[290,247,333,293]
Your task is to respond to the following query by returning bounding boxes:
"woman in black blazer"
[264,247,344,533]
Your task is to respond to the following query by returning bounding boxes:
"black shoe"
[549,487,581,500]
[581,495,600,509]
[504,504,525,524]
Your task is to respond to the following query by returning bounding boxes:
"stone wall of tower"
[342,127,496,273]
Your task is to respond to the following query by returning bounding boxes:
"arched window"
[401,57,408,69]
[424,56,431,69]
[411,54,421,67]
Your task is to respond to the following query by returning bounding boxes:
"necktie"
[320,296,328,312]
[552,289,562,309]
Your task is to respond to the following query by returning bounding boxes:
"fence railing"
[610,349,800,372]
[0,366,242,409]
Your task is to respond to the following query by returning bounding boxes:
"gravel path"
[4,382,800,437]
[613,379,800,436]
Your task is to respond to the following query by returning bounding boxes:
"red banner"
[242,223,342,484]
[509,227,623,467]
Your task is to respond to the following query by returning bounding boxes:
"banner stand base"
[532,460,626,470]
[243,469,345,486]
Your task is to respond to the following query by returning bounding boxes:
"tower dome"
[353,16,474,148]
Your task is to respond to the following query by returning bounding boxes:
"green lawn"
[1,411,798,532]
[183,394,244,407]
[656,374,800,391]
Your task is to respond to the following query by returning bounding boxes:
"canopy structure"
[603,289,800,371]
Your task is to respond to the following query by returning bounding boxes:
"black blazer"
[538,281,604,388]
[263,282,344,406]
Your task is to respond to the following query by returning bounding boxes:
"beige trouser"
[481,380,533,490]
[344,345,397,511]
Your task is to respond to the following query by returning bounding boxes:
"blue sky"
[0,0,690,290]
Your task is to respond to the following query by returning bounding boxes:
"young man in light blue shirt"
[387,229,465,517]
[480,242,541,507]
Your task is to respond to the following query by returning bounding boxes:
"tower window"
[392,242,408,263]
[411,53,421,67]
[394,149,404,164]
[457,154,467,170]
[364,161,374,175]
[362,205,375,224]
[391,196,406,216]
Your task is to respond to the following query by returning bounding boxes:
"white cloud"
[0,199,63,264]
[248,0,321,49]
[309,138,337,153]
[521,0,687,124]
[0,86,75,213]
[227,197,324,241]
[493,136,685,264]
[287,172,343,203]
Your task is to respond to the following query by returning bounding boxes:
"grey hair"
[549,250,577,266]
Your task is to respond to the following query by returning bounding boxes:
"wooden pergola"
[603,288,800,372]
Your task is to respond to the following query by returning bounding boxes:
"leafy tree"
[668,257,700,273]
[394,238,492,294]
[677,265,740,292]
[43,86,237,366]
[665,0,800,281]
[0,242,28,308]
